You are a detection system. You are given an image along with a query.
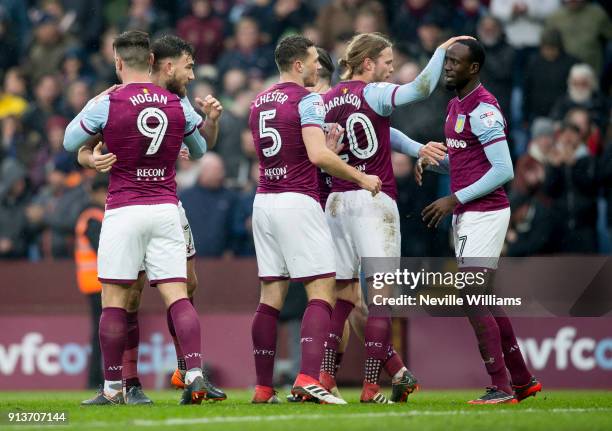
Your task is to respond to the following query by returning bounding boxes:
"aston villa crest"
[454,114,466,133]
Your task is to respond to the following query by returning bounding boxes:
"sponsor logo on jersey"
[264,165,288,180]
[136,168,166,180]
[454,114,466,133]
[446,138,467,149]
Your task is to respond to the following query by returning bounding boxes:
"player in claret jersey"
[417,39,542,404]
[308,46,447,401]
[77,34,226,404]
[63,31,209,406]
[249,35,382,405]
[322,32,470,404]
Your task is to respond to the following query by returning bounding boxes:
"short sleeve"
[80,95,110,135]
[469,102,506,146]
[298,93,325,128]
[181,97,204,136]
[363,82,400,117]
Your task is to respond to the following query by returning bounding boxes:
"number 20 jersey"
[324,80,396,200]
[249,82,323,202]
[85,83,195,210]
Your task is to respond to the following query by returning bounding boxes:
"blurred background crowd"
[0,0,610,261]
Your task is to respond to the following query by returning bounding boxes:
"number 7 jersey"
[249,82,325,201]
[323,80,396,200]
[78,83,203,209]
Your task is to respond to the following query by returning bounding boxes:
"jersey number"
[345,112,378,159]
[137,107,168,155]
[259,109,282,157]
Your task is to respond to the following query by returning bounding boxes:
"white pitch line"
[4,407,611,429]
[130,408,612,426]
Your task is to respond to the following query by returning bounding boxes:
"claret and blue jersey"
[63,83,207,210]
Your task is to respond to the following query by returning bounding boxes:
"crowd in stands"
[0,0,610,260]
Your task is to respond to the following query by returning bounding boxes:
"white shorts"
[325,190,400,280]
[98,204,187,285]
[253,192,335,281]
[452,207,510,269]
[178,201,196,259]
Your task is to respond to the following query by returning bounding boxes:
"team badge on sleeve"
[479,111,496,128]
[454,114,466,133]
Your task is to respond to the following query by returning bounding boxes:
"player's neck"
[349,73,372,83]
[279,72,305,87]
[456,79,481,100]
[119,69,153,85]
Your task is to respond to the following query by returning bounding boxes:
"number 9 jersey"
[323,81,396,200]
[76,83,203,210]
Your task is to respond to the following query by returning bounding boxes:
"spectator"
[22,74,61,137]
[453,0,488,37]
[477,15,515,123]
[391,0,452,46]
[317,0,368,50]
[543,122,599,253]
[400,16,445,69]
[74,173,107,389]
[216,17,276,80]
[522,29,577,123]
[0,158,31,258]
[24,14,75,84]
[1,115,41,168]
[61,80,90,119]
[511,118,555,196]
[564,107,603,155]
[491,0,560,51]
[215,89,254,181]
[58,0,104,52]
[180,153,236,256]
[232,161,258,256]
[550,63,609,129]
[245,0,316,43]
[545,0,612,76]
[0,7,20,73]
[59,47,94,87]
[176,0,225,65]
[353,2,388,35]
[30,115,70,188]
[117,0,171,36]
[27,159,87,258]
[0,68,28,120]
[89,27,119,87]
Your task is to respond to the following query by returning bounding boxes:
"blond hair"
[338,32,392,80]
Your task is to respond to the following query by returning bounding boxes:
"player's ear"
[470,62,480,75]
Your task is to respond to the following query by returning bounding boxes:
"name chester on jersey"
[324,92,361,113]
[129,92,169,106]
[254,90,289,107]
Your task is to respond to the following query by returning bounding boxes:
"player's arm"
[194,95,222,149]
[181,97,208,159]
[63,96,110,152]
[390,127,446,161]
[364,36,475,116]
[299,93,381,195]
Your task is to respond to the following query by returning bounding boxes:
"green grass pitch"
[1,389,611,431]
